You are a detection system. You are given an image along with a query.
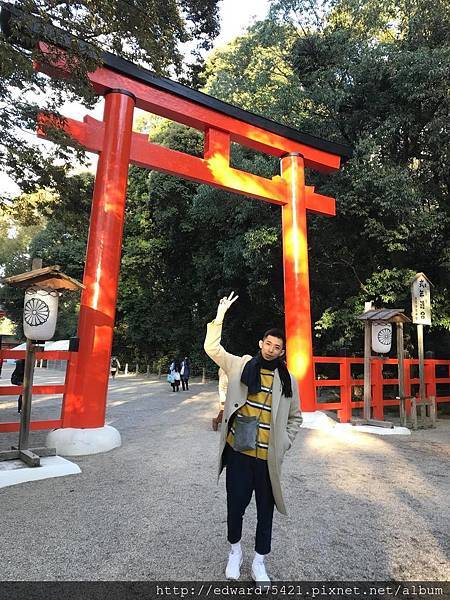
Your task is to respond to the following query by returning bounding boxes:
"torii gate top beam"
[1,2,351,176]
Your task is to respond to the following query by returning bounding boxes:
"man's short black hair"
[263,328,286,347]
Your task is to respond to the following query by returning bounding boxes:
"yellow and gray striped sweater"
[226,368,274,461]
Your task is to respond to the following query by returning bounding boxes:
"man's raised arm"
[204,291,240,373]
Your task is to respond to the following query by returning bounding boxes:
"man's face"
[259,335,285,361]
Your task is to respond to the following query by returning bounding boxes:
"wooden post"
[124,363,128,375]
[340,359,352,423]
[135,363,139,376]
[371,358,384,420]
[429,395,436,427]
[18,257,42,452]
[397,322,406,426]
[363,321,371,420]
[18,339,36,450]
[202,367,206,384]
[417,324,426,421]
[61,90,135,428]
[411,397,418,430]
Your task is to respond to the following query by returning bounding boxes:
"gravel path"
[0,365,449,581]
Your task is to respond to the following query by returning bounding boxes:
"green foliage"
[115,121,288,367]
[203,21,304,126]
[0,211,45,336]
[266,0,450,355]
[0,0,220,204]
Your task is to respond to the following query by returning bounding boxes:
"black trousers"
[181,377,189,390]
[225,443,275,555]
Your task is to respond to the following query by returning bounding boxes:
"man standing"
[180,356,191,391]
[204,292,302,585]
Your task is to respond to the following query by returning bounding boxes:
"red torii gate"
[2,5,351,430]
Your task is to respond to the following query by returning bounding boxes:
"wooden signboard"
[411,273,432,325]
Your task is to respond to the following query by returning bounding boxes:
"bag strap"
[254,382,274,459]
[255,383,273,422]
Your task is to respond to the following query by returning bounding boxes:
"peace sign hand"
[215,291,239,324]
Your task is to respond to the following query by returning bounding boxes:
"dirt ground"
[0,365,449,581]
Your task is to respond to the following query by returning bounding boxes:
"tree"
[117,113,289,369]
[5,0,448,363]
[117,121,204,366]
[280,0,450,354]
[0,210,45,336]
[203,20,303,126]
[0,175,91,338]
[0,0,220,204]
[194,1,450,356]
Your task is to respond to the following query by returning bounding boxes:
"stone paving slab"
[0,365,449,581]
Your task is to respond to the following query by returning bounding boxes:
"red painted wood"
[37,43,450,431]
[0,350,73,360]
[37,114,336,213]
[85,66,342,173]
[36,43,343,171]
[281,154,315,411]
[62,91,135,428]
[312,357,450,422]
[0,420,62,433]
[0,385,65,396]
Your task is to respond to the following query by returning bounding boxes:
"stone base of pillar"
[46,425,121,456]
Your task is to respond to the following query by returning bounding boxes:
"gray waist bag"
[233,414,258,451]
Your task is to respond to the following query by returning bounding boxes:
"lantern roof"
[356,309,411,323]
[2,265,84,291]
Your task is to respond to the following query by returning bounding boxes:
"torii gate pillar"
[63,90,135,428]
[281,153,315,407]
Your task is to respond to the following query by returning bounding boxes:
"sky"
[0,0,271,197]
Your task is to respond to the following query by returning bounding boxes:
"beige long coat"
[204,320,303,515]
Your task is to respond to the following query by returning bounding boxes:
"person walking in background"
[110,356,121,379]
[212,367,228,431]
[11,358,25,413]
[169,359,181,392]
[204,292,302,586]
[180,356,191,391]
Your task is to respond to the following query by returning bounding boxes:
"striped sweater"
[226,368,274,461]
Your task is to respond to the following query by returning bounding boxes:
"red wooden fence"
[0,349,76,432]
[1,351,449,429]
[314,356,450,422]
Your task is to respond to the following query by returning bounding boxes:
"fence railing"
[0,349,75,433]
[1,351,449,430]
[313,356,450,422]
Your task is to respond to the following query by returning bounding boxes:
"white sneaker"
[225,550,243,580]
[251,560,271,587]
